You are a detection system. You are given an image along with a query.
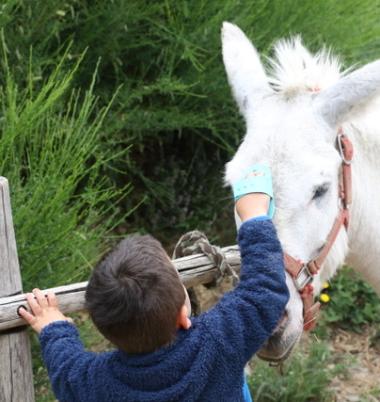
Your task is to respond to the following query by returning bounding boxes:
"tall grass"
[249,341,348,402]
[0,42,128,289]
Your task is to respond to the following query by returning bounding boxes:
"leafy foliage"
[2,0,380,241]
[323,268,380,330]
[0,45,128,289]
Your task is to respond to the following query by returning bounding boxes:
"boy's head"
[85,235,191,354]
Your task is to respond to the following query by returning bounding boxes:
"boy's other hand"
[18,288,72,334]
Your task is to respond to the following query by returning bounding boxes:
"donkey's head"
[222,22,380,361]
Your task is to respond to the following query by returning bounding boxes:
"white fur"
[222,22,380,355]
[222,22,271,118]
[268,36,343,96]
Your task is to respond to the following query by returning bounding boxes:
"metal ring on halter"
[337,133,352,165]
[294,264,314,291]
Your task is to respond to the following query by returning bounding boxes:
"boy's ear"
[176,305,192,330]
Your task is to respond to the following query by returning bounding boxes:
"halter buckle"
[294,264,314,291]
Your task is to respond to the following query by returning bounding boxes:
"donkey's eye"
[312,184,330,201]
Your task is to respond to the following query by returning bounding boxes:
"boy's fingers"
[33,288,48,308]
[18,306,37,325]
[26,293,42,315]
[46,292,58,307]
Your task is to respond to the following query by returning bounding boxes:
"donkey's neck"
[345,97,380,294]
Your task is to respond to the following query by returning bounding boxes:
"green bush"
[0,44,127,289]
[2,0,380,241]
[322,268,380,330]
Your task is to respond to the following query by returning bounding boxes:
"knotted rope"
[172,230,239,286]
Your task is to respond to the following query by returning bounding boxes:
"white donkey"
[222,22,380,361]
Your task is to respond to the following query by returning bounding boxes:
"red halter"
[284,128,353,331]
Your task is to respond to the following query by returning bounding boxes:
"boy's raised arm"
[200,165,289,366]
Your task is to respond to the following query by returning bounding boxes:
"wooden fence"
[0,176,241,401]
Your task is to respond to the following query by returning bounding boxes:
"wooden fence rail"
[0,245,241,333]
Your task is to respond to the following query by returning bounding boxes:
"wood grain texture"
[0,177,35,401]
[0,247,241,332]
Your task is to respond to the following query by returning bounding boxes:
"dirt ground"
[329,327,380,401]
[193,281,380,402]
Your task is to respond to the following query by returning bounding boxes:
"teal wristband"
[233,164,275,218]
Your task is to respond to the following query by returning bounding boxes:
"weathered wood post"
[0,177,35,401]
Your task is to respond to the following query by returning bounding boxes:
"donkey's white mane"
[267,36,345,97]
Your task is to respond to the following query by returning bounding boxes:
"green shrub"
[0,43,127,289]
[322,267,380,330]
[2,0,380,240]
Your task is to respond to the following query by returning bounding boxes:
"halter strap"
[284,128,353,331]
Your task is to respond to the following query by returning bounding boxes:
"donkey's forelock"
[267,36,344,97]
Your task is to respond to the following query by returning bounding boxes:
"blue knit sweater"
[39,218,289,402]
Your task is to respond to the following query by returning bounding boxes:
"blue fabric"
[39,219,289,402]
[242,376,253,402]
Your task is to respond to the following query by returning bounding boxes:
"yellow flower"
[322,281,330,289]
[320,293,330,303]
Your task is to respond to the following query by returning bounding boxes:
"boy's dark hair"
[85,235,185,354]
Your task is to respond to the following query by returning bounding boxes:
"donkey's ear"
[222,22,271,117]
[314,60,380,127]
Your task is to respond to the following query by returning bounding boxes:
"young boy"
[20,166,289,401]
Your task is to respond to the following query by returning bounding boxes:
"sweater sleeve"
[39,321,99,401]
[199,218,289,366]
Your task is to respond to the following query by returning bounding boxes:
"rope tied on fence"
[172,230,240,286]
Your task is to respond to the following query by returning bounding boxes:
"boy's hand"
[18,288,72,334]
[233,164,274,222]
[236,193,270,222]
